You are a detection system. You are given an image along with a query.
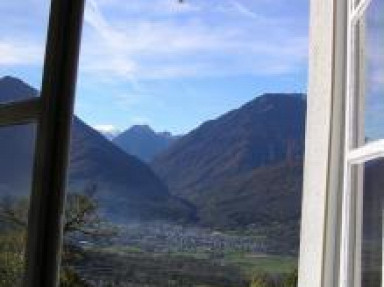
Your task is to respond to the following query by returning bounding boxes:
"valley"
[0,76,304,286]
[67,222,297,286]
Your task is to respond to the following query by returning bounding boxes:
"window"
[0,124,37,285]
[299,0,384,286]
[0,0,50,104]
[341,0,384,286]
[1,0,311,286]
[62,1,307,285]
[0,1,85,286]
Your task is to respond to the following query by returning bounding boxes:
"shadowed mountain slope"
[152,94,306,231]
[0,76,195,223]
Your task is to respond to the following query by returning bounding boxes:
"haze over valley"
[0,76,305,286]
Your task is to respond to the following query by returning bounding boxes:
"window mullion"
[0,98,41,127]
[340,0,376,286]
[351,0,372,23]
[23,0,85,286]
[340,0,359,286]
[347,139,384,164]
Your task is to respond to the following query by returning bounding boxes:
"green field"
[74,245,297,286]
[224,252,297,276]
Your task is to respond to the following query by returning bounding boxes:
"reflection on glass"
[355,0,384,145]
[0,1,50,103]
[0,124,36,286]
[359,158,384,286]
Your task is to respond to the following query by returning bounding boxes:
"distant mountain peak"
[158,131,173,138]
[113,125,178,162]
[248,93,306,106]
[0,76,35,91]
[0,75,25,84]
[128,125,154,134]
[152,93,306,230]
[261,92,306,98]
[0,75,38,102]
[0,77,194,223]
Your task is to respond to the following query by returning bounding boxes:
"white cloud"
[0,41,43,66]
[131,116,152,126]
[95,0,200,15]
[94,124,119,132]
[93,124,121,139]
[1,0,308,80]
[79,0,308,80]
[0,0,48,68]
[221,1,263,20]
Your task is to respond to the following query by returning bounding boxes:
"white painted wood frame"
[298,0,348,286]
[300,0,384,286]
[340,0,384,287]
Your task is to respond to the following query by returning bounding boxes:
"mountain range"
[94,126,121,141]
[0,76,194,223]
[0,76,307,253]
[113,125,178,162]
[152,94,306,230]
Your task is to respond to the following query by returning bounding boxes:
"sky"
[364,0,384,141]
[0,0,310,135]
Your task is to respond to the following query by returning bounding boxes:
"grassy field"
[224,252,297,276]
[79,245,297,285]
[94,245,297,274]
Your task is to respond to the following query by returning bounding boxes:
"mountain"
[0,76,194,223]
[94,125,121,140]
[113,125,178,162]
[0,76,38,103]
[152,94,306,231]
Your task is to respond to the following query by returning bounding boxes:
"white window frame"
[299,0,347,286]
[299,0,384,286]
[341,0,384,287]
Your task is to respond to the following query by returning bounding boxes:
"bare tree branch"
[0,184,117,239]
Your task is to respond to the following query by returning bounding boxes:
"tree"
[283,269,298,287]
[63,184,117,238]
[0,184,116,286]
[60,267,90,287]
[250,273,274,287]
[0,231,25,287]
[249,269,298,287]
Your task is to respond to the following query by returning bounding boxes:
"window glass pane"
[0,124,37,286]
[355,158,384,287]
[354,0,369,9]
[0,0,50,103]
[62,0,308,285]
[354,0,384,146]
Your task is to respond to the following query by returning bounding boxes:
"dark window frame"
[0,1,85,286]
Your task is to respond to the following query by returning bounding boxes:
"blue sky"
[365,0,384,141]
[0,0,309,134]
